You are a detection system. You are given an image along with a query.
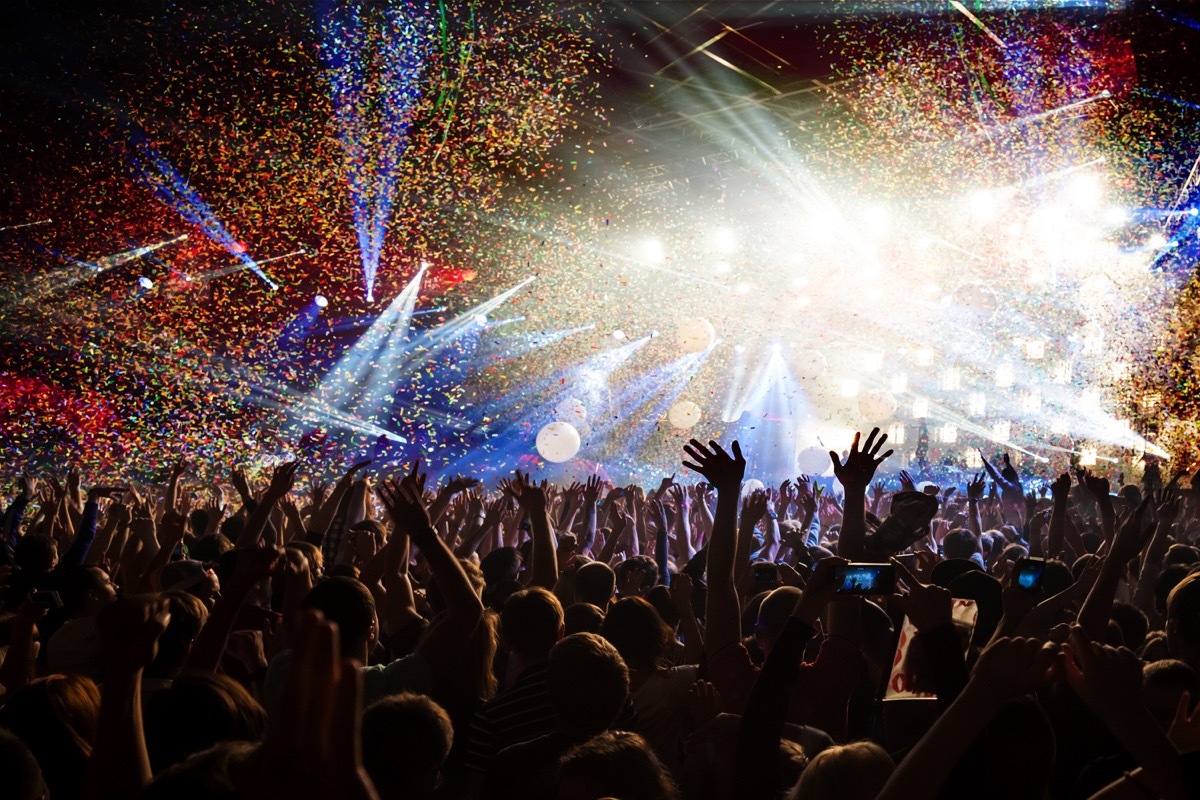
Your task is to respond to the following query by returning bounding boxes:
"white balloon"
[554,397,587,424]
[741,479,765,498]
[790,350,827,380]
[536,422,581,463]
[858,390,898,422]
[676,318,715,353]
[667,400,703,429]
[796,445,831,475]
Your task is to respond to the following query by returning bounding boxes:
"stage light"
[1103,207,1129,226]
[641,238,665,264]
[735,281,753,295]
[1065,172,1103,209]
[939,424,958,443]
[733,344,747,354]
[475,314,488,326]
[315,294,329,308]
[713,228,736,254]
[1052,362,1072,384]
[1147,232,1168,249]
[1080,448,1098,467]
[714,261,733,275]
[968,393,986,416]
[912,398,929,418]
[138,276,154,289]
[888,424,906,445]
[968,189,1000,222]
[940,368,961,391]
[995,363,1014,388]
[1051,418,1069,435]
[612,330,626,341]
[366,290,375,303]
[992,421,1011,442]
[863,204,891,236]
[1021,390,1041,413]
[964,449,983,469]
[1024,339,1045,359]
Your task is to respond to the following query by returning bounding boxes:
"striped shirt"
[463,661,555,774]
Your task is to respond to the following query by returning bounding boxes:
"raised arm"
[682,438,745,659]
[828,428,893,560]
[379,479,483,672]
[238,461,298,548]
[1077,497,1151,641]
[502,471,557,590]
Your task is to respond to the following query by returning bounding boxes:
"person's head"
[1156,565,1191,619]
[481,546,522,587]
[575,561,617,609]
[161,560,222,610]
[0,674,100,800]
[188,508,210,539]
[1164,543,1200,569]
[144,672,267,773]
[188,533,234,565]
[149,591,210,678]
[434,609,499,705]
[0,728,47,800]
[942,529,978,561]
[548,633,630,738]
[286,540,323,578]
[142,740,254,800]
[787,741,894,800]
[1143,658,1200,730]
[13,534,57,575]
[1110,602,1150,652]
[58,566,118,617]
[302,576,377,661]
[601,596,673,672]
[1166,571,1200,666]
[754,586,802,656]
[564,603,606,635]
[362,693,454,800]
[502,587,564,660]
[558,730,680,800]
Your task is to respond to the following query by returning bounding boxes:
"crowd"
[2,427,1200,799]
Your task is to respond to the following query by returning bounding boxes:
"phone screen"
[1015,558,1047,591]
[834,563,896,595]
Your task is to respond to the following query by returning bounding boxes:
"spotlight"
[939,424,958,443]
[641,239,665,264]
[733,344,747,354]
[612,330,626,341]
[912,398,929,418]
[1146,233,1168,249]
[138,276,154,289]
[314,294,329,308]
[713,228,737,254]
[475,314,488,326]
[366,291,375,303]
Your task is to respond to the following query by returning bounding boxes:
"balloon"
[536,422,581,463]
[796,445,831,475]
[676,318,715,353]
[667,400,702,429]
[741,479,765,498]
[554,397,587,424]
[858,390,898,422]
[790,350,827,380]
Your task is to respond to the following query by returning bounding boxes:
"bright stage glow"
[713,228,737,254]
[314,295,329,309]
[641,238,665,264]
[138,276,154,289]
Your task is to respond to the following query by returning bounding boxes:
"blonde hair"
[788,741,895,800]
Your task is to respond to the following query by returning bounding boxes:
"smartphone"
[30,590,63,610]
[1014,557,1047,591]
[753,563,778,583]
[833,563,896,595]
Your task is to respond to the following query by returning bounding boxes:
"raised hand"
[500,470,548,513]
[1155,490,1183,528]
[794,556,849,626]
[398,459,426,496]
[829,428,893,492]
[898,469,917,493]
[1110,496,1153,564]
[96,596,171,674]
[1168,692,1200,754]
[1050,472,1071,500]
[966,472,986,502]
[741,489,769,527]
[267,461,300,500]
[891,556,953,633]
[442,474,481,496]
[970,636,1061,700]
[378,480,434,540]
[584,474,604,506]
[1063,626,1143,723]
[1077,469,1112,506]
[681,439,746,491]
[238,611,379,800]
